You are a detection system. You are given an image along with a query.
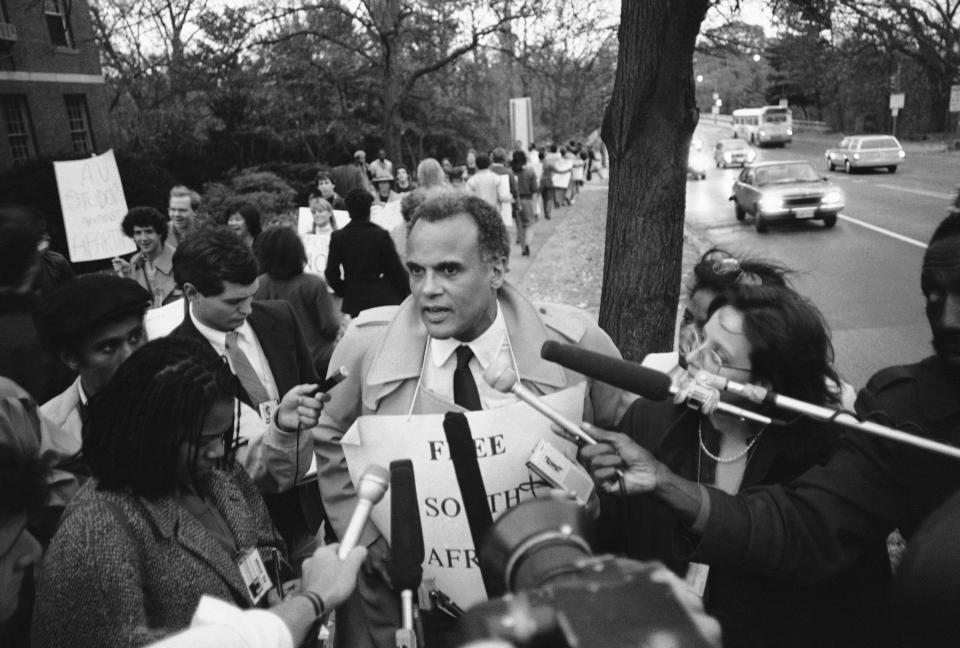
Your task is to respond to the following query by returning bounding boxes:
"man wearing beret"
[35,275,152,467]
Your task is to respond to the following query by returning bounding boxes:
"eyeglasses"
[681,328,751,375]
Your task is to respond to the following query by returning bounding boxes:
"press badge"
[237,548,273,604]
[258,400,279,425]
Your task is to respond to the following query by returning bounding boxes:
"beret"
[35,274,151,348]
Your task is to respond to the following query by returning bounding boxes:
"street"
[685,121,960,389]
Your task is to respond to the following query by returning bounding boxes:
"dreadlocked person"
[31,338,334,648]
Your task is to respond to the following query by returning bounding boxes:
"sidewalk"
[514,177,705,321]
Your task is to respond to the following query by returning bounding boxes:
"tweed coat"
[32,465,284,648]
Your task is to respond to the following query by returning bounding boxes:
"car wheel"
[735,201,746,221]
[844,159,853,174]
[888,165,897,173]
[755,214,768,233]
[822,214,837,228]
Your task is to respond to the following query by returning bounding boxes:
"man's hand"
[300,543,367,610]
[111,257,132,276]
[277,384,329,431]
[578,423,661,496]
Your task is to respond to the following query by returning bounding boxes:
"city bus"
[731,106,793,147]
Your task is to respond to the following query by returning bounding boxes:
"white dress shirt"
[423,305,518,410]
[189,306,280,401]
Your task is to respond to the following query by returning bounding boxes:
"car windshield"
[723,140,748,150]
[860,137,900,150]
[754,164,820,185]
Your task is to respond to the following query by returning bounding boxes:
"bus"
[731,106,793,147]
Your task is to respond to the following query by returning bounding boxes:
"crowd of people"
[1,135,959,648]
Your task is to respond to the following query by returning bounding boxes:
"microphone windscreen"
[389,459,424,591]
[541,340,673,401]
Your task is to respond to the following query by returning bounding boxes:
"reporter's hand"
[578,423,660,496]
[277,384,329,431]
[300,543,367,610]
[364,535,393,589]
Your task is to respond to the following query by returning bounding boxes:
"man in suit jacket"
[171,228,326,559]
[314,192,636,647]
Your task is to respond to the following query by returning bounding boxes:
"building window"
[1,95,37,163]
[65,94,94,154]
[45,0,74,48]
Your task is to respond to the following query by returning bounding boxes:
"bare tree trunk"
[599,1,709,362]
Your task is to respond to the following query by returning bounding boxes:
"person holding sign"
[113,206,180,307]
[314,191,636,648]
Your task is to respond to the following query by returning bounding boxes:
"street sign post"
[889,93,905,136]
[950,85,960,113]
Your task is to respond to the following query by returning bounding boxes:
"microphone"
[540,340,672,401]
[389,460,424,648]
[541,341,772,425]
[338,464,390,559]
[483,361,597,445]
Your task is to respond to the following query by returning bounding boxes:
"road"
[684,121,960,389]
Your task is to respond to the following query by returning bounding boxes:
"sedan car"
[825,135,905,173]
[730,161,844,233]
[714,139,757,168]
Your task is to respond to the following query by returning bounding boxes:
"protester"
[0,436,47,647]
[579,212,960,648]
[309,192,339,232]
[34,275,151,501]
[395,166,415,193]
[416,158,448,189]
[315,171,347,210]
[461,148,478,180]
[171,227,327,558]
[225,202,262,250]
[324,188,409,318]
[314,192,636,647]
[255,226,340,378]
[167,185,202,248]
[113,206,180,307]
[328,155,366,201]
[540,146,560,219]
[511,150,539,256]
[32,225,74,297]
[490,147,519,239]
[354,150,374,193]
[585,284,890,648]
[31,337,327,647]
[0,206,74,404]
[371,172,400,205]
[368,148,393,180]
[465,152,506,211]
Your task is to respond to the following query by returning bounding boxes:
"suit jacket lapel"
[175,314,255,409]
[247,304,296,395]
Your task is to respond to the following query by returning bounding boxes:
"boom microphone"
[540,341,673,401]
[338,464,390,559]
[390,460,424,648]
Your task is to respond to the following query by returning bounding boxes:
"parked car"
[687,139,709,180]
[731,161,844,233]
[714,139,757,168]
[825,135,905,173]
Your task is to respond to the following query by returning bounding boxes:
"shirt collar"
[430,304,507,371]
[77,378,90,406]
[189,304,254,350]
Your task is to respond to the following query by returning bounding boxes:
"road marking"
[874,183,954,200]
[838,215,927,249]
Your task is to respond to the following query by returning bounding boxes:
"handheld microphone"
[540,340,673,401]
[389,460,424,648]
[542,341,772,424]
[483,361,597,445]
[338,464,390,559]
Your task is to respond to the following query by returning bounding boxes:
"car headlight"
[787,128,793,136]
[853,153,860,160]
[823,190,843,204]
[898,150,906,158]
[724,154,733,162]
[747,151,757,161]
[758,197,783,212]
[759,130,766,136]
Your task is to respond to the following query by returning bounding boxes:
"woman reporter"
[32,338,361,647]
[582,284,890,648]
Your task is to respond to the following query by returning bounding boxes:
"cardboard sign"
[371,200,403,232]
[341,384,586,609]
[54,150,135,262]
[301,232,332,276]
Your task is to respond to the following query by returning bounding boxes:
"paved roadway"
[684,121,960,389]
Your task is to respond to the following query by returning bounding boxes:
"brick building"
[0,0,112,173]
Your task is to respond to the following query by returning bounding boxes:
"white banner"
[341,384,585,609]
[371,200,403,232]
[54,150,135,262]
[301,233,331,276]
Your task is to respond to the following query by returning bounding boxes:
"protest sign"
[301,232,332,276]
[371,200,403,232]
[54,150,134,262]
[341,384,585,609]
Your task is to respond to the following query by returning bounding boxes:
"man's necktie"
[225,331,271,406]
[453,345,482,411]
